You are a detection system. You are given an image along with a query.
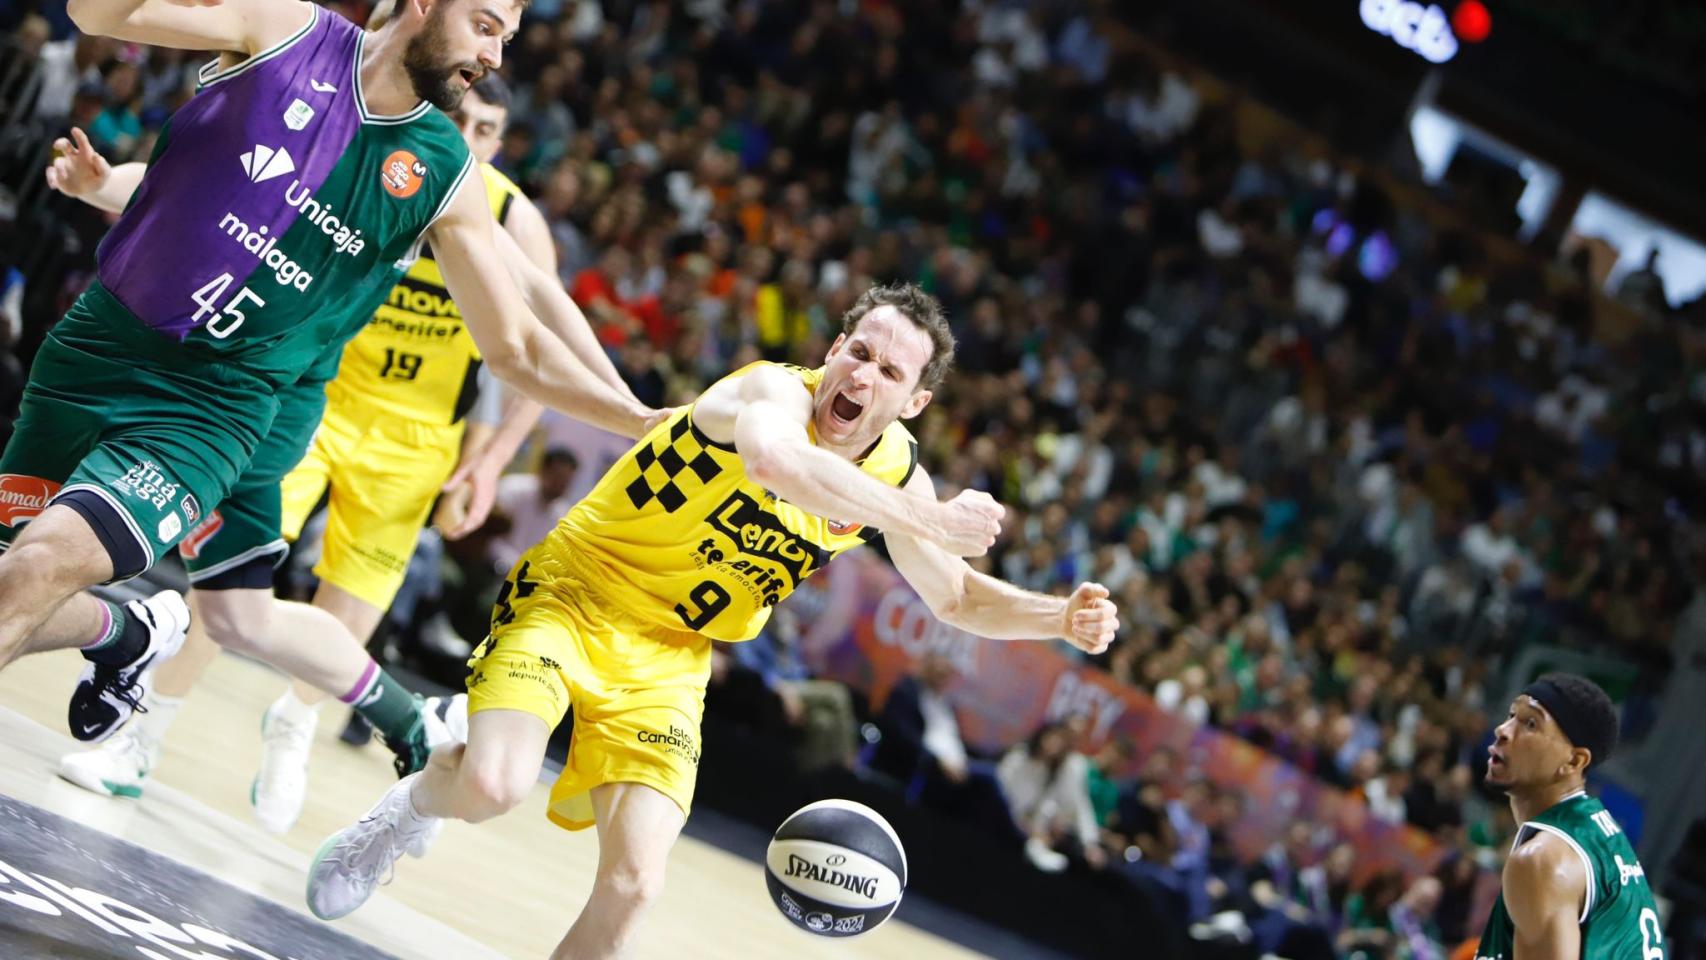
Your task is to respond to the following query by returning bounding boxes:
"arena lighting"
[1453,0,1492,43]
[1359,0,1460,64]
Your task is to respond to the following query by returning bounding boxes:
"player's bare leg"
[409,707,550,822]
[0,505,115,665]
[553,781,685,960]
[2,505,191,744]
[59,583,454,822]
[307,707,550,919]
[188,588,371,693]
[281,580,385,707]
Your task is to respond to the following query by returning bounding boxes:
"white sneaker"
[306,773,438,920]
[251,694,318,834]
[58,723,160,798]
[68,590,190,742]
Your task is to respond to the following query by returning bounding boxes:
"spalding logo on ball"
[765,799,907,938]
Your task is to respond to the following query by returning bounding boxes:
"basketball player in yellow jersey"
[51,72,626,833]
[310,283,1123,955]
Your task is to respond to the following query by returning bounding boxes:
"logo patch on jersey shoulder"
[380,150,428,199]
[0,474,61,527]
[284,98,315,131]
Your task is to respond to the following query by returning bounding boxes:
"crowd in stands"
[6,1,1702,958]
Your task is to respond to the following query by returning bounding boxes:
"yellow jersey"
[549,362,918,643]
[328,163,526,424]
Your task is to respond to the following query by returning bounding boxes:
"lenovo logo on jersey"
[705,490,830,587]
[240,144,295,184]
[0,474,60,527]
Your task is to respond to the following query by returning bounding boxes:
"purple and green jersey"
[0,5,475,576]
[94,4,473,386]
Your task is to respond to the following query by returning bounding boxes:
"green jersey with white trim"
[1475,794,1665,960]
[91,5,472,388]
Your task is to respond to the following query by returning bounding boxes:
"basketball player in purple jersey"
[0,0,662,751]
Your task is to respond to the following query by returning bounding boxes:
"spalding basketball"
[764,799,907,938]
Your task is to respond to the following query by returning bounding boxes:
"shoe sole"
[104,779,144,799]
[57,764,144,799]
[305,833,349,921]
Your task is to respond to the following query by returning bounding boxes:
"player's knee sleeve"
[190,554,279,592]
[56,489,151,582]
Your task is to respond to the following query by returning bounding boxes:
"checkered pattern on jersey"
[624,415,725,513]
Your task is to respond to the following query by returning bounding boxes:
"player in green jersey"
[0,0,661,748]
[1477,673,1666,960]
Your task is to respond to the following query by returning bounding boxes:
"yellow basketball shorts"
[465,536,712,832]
[279,390,464,609]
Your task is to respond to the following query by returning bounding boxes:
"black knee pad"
[56,488,151,583]
[190,553,281,591]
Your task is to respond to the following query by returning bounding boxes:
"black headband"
[1523,678,1612,768]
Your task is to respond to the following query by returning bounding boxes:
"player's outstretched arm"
[45,130,140,213]
[693,364,996,555]
[68,0,311,57]
[436,194,649,537]
[498,197,631,396]
[430,177,660,440]
[885,468,1118,652]
[1504,835,1586,960]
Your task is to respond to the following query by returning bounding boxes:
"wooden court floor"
[0,649,985,960]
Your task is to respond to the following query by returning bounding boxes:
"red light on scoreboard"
[1453,0,1492,43]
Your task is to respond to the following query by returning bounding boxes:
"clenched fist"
[1061,582,1118,654]
[936,488,1005,557]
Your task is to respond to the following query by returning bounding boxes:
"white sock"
[403,777,434,824]
[272,686,322,724]
[133,691,185,746]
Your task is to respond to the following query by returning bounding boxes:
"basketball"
[765,799,908,938]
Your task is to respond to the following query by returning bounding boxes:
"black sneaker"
[68,591,190,743]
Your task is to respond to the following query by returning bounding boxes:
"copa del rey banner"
[790,550,1445,878]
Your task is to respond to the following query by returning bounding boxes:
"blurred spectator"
[872,652,1020,845]
[86,58,140,156]
[720,606,858,774]
[489,447,579,572]
[12,2,1701,952]
[996,719,1103,872]
[1241,823,1339,960]
[1338,868,1406,960]
[34,31,109,121]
